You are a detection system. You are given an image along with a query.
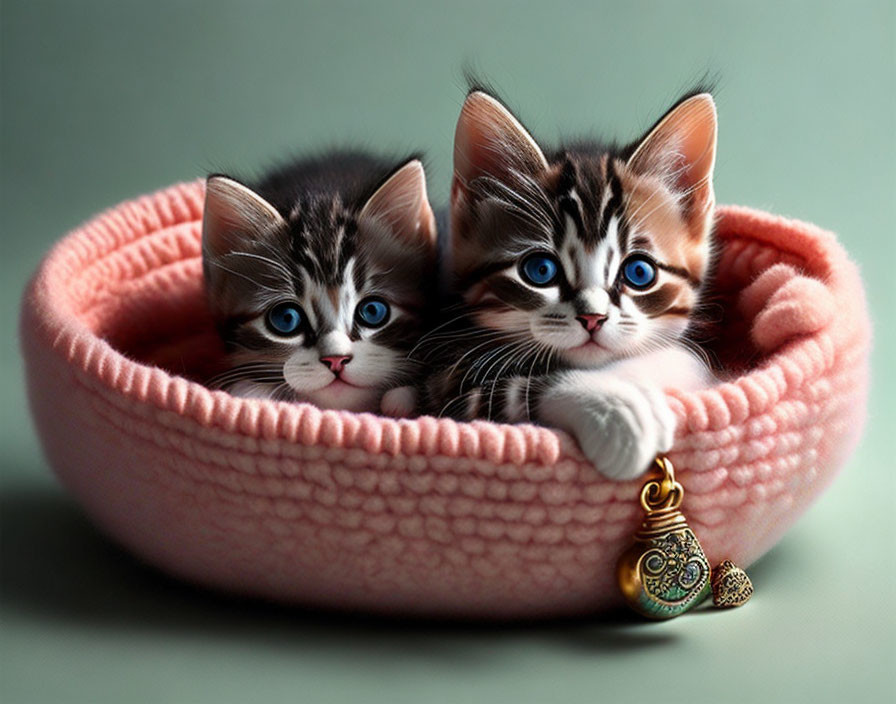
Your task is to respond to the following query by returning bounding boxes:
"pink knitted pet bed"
[21,181,870,618]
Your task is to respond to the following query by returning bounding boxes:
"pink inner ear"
[628,94,717,202]
[202,177,284,259]
[453,92,547,188]
[359,160,435,248]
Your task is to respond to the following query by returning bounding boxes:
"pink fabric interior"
[20,181,871,618]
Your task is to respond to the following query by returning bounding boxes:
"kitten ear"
[453,91,548,193]
[627,93,717,221]
[202,175,285,260]
[358,159,436,250]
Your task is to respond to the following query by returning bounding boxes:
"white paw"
[380,386,418,418]
[540,376,677,480]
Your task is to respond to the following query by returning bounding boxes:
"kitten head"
[202,158,437,412]
[450,89,717,367]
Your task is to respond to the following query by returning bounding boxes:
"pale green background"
[2,1,894,702]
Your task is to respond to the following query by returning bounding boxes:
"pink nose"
[576,314,607,332]
[320,355,352,373]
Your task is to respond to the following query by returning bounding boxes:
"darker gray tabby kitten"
[417,88,718,479]
[202,153,437,413]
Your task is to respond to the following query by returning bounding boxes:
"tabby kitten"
[202,153,437,413]
[421,89,717,479]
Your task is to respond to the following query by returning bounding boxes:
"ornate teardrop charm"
[617,457,712,620]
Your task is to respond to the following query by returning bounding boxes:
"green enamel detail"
[636,528,711,618]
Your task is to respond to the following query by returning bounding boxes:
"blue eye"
[266,302,304,336]
[356,297,390,327]
[622,256,657,289]
[520,253,560,287]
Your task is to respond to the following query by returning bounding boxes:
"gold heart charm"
[711,560,754,608]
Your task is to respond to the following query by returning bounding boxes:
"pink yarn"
[20,181,871,618]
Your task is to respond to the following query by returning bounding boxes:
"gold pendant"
[711,560,754,607]
[617,457,712,619]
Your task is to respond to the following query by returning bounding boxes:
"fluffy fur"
[202,152,437,413]
[418,88,719,478]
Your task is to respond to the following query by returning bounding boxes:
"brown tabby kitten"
[419,88,718,479]
[202,153,437,413]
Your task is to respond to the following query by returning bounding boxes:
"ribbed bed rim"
[23,180,860,467]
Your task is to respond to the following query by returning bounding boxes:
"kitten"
[202,152,437,414]
[419,88,717,479]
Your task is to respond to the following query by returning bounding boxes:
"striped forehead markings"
[599,161,623,244]
[555,189,585,248]
[558,213,581,281]
[558,167,624,248]
[288,199,358,285]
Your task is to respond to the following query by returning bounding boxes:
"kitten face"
[450,91,717,368]
[203,158,436,412]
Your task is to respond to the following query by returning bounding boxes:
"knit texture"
[20,181,870,618]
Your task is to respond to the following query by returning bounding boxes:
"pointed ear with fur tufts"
[202,176,286,264]
[627,93,718,231]
[358,159,437,255]
[452,91,548,203]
